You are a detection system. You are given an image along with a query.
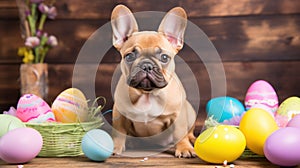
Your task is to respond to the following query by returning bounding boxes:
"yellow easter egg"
[194,125,246,164]
[52,88,88,123]
[239,108,278,155]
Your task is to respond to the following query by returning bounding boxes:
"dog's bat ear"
[111,5,138,50]
[158,7,187,51]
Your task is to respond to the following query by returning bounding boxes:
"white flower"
[47,35,58,47]
[25,36,40,48]
[38,3,49,14]
[38,3,57,19]
[48,6,57,19]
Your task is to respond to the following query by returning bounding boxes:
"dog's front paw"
[113,145,125,156]
[175,145,196,158]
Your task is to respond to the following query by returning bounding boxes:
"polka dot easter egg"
[244,80,278,114]
[16,94,56,123]
[51,88,88,123]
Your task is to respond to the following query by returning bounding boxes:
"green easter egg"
[0,114,26,137]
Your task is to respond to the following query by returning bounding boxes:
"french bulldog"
[111,4,197,158]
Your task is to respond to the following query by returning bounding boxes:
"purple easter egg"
[264,127,300,167]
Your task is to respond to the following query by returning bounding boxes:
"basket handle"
[97,96,106,111]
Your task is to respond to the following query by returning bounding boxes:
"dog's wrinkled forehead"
[119,31,178,56]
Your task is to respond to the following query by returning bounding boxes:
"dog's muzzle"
[128,61,168,91]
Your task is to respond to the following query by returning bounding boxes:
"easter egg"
[81,129,114,161]
[194,125,246,164]
[206,96,245,123]
[264,127,300,167]
[251,104,274,117]
[239,108,278,155]
[244,80,278,113]
[287,114,300,128]
[276,97,300,122]
[16,94,56,123]
[0,127,43,164]
[52,88,88,123]
[0,114,26,137]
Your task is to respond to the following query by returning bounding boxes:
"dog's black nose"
[141,62,153,72]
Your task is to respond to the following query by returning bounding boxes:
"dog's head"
[111,5,187,92]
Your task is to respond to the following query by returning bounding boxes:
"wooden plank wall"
[1,0,300,130]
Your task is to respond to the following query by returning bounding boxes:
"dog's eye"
[125,52,136,63]
[160,54,170,64]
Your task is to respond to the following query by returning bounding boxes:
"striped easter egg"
[244,80,278,114]
[51,88,88,123]
[16,94,56,123]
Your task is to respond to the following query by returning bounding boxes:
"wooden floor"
[1,151,298,168]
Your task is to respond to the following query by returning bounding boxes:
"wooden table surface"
[1,151,298,168]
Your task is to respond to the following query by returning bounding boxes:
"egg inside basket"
[25,96,104,157]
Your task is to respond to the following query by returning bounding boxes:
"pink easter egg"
[0,127,43,164]
[245,80,278,113]
[16,94,56,123]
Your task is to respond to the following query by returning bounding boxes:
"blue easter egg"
[81,129,114,161]
[206,96,245,122]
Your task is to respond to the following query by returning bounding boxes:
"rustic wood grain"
[180,0,300,17]
[1,15,300,64]
[188,15,300,62]
[0,154,291,168]
[2,0,300,19]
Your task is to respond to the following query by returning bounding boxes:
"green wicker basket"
[25,118,103,157]
[24,96,106,157]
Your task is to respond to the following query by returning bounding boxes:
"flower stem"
[28,3,37,36]
[38,14,47,31]
[34,46,41,63]
[31,3,36,17]
[27,15,35,36]
[40,47,49,63]
[39,35,48,63]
